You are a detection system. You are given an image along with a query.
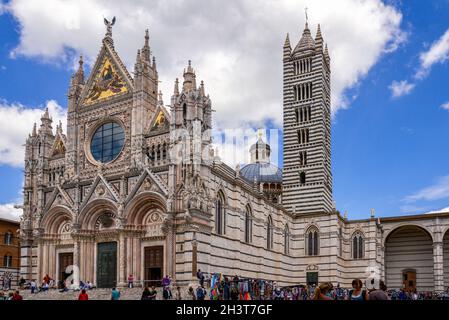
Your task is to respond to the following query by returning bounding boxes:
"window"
[4,231,12,245]
[183,103,187,126]
[267,216,274,250]
[294,82,313,101]
[284,225,290,255]
[306,227,319,256]
[3,255,12,268]
[300,172,306,185]
[339,227,343,257]
[297,128,309,144]
[90,122,125,163]
[245,206,252,243]
[352,232,364,259]
[215,192,226,235]
[299,151,307,166]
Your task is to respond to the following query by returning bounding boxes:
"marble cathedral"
[19,19,449,292]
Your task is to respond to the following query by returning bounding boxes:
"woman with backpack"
[346,279,368,301]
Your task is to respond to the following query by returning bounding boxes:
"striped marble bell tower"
[282,22,333,215]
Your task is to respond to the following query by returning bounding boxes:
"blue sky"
[0,0,449,220]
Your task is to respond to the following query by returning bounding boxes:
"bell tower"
[282,21,333,215]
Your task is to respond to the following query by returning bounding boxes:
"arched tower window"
[215,191,226,235]
[267,216,274,250]
[284,224,290,255]
[4,231,12,245]
[352,232,364,260]
[245,205,252,243]
[306,227,319,256]
[182,103,187,126]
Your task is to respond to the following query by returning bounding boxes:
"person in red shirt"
[78,289,89,300]
[12,290,23,300]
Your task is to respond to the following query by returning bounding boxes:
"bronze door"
[96,242,117,288]
[144,246,163,287]
[59,253,73,282]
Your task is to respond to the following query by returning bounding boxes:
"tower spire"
[174,78,179,95]
[142,29,151,62]
[315,24,323,51]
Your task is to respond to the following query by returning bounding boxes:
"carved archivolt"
[94,212,116,231]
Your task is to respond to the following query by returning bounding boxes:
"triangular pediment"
[125,168,168,205]
[80,174,120,209]
[148,106,170,133]
[51,133,66,157]
[80,41,133,106]
[44,185,74,212]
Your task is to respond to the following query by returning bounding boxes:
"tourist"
[196,269,205,287]
[196,285,206,300]
[163,285,172,300]
[12,290,23,301]
[0,291,6,301]
[59,280,69,293]
[7,292,13,300]
[314,282,333,300]
[78,289,89,300]
[347,279,368,301]
[30,280,37,294]
[39,282,49,292]
[174,286,182,300]
[148,286,157,300]
[368,281,390,300]
[111,287,121,300]
[222,277,230,300]
[128,274,134,288]
[141,287,151,300]
[273,287,283,300]
[243,290,251,300]
[19,277,26,289]
[230,283,239,300]
[185,286,196,300]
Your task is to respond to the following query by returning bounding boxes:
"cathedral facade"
[19,20,449,292]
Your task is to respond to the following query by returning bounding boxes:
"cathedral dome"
[240,162,283,184]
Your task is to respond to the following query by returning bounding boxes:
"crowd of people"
[3,270,449,301]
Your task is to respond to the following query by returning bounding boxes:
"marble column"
[73,240,80,288]
[433,241,444,293]
[118,232,127,287]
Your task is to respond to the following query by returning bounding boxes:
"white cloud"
[416,28,449,79]
[1,0,405,128]
[0,203,22,222]
[389,80,415,98]
[426,206,449,214]
[440,101,449,110]
[404,175,449,203]
[0,99,67,167]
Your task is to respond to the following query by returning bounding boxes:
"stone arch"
[40,205,74,234]
[443,228,449,290]
[384,225,434,292]
[124,191,167,226]
[78,198,118,230]
[383,223,434,247]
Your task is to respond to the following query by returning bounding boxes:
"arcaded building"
[19,19,449,292]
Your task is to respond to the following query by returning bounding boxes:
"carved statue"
[104,16,116,37]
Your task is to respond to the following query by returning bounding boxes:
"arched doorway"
[385,225,434,292]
